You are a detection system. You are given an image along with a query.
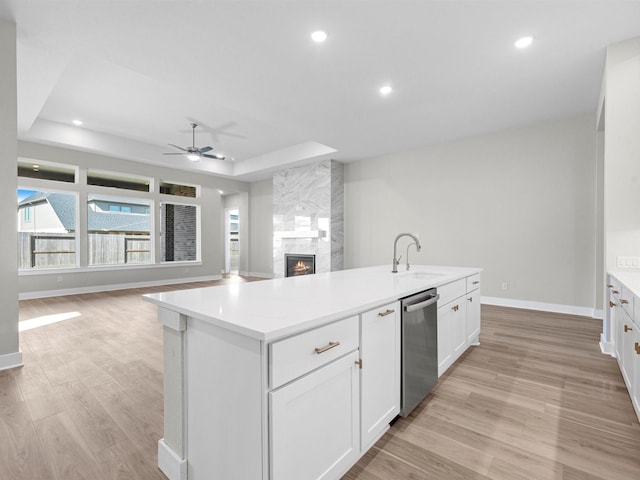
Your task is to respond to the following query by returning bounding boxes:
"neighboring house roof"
[19,192,77,231]
[18,192,151,233]
[87,209,150,233]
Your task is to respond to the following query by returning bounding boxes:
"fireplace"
[285,254,316,277]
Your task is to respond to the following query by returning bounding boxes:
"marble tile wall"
[273,160,344,278]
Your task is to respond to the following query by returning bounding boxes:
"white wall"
[603,36,640,272]
[0,20,20,368]
[344,113,598,310]
[249,179,273,277]
[17,141,249,297]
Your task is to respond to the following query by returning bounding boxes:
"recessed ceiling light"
[379,85,393,96]
[72,119,83,126]
[311,30,328,43]
[515,36,533,49]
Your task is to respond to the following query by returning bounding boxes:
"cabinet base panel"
[599,334,615,357]
[158,439,187,480]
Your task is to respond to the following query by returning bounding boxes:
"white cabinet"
[632,328,640,416]
[608,273,640,422]
[619,287,635,387]
[437,299,454,376]
[269,316,361,480]
[438,296,466,376]
[359,302,400,449]
[452,299,467,358]
[269,351,360,480]
[466,274,481,344]
[437,275,481,377]
[466,289,481,344]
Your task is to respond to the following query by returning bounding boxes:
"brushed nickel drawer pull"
[452,305,459,312]
[378,309,395,317]
[467,297,473,302]
[612,290,619,294]
[621,299,629,304]
[472,280,480,285]
[315,341,340,354]
[609,301,617,308]
[624,325,633,333]
[607,284,614,288]
[635,342,640,355]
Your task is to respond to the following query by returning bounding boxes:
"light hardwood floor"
[2,281,639,479]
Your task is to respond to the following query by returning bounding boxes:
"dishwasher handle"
[404,293,440,313]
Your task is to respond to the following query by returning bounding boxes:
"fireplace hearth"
[285,254,316,277]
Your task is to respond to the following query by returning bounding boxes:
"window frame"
[87,192,154,267]
[17,183,80,270]
[158,197,201,264]
[17,158,204,275]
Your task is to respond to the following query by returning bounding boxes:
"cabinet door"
[360,302,400,449]
[452,299,467,358]
[437,303,454,377]
[621,314,636,388]
[633,328,640,416]
[615,307,624,362]
[269,351,360,480]
[466,289,481,344]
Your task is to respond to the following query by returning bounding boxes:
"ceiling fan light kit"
[163,123,225,162]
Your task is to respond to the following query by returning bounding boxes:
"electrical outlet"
[617,256,640,268]
[501,282,508,291]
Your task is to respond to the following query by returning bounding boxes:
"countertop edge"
[144,265,483,342]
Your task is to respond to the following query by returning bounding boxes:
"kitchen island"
[144,264,482,480]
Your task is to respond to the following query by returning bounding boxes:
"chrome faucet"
[392,233,421,273]
[406,242,416,271]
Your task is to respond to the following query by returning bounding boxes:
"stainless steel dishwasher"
[400,288,439,416]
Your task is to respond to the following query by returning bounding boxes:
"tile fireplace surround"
[273,159,343,278]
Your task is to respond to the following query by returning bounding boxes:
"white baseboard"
[0,350,23,371]
[19,275,222,300]
[158,439,187,480]
[599,334,616,357]
[245,271,273,279]
[482,296,603,319]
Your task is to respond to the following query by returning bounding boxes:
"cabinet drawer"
[620,285,634,318]
[438,279,466,306]
[360,302,399,324]
[466,274,481,293]
[270,316,359,389]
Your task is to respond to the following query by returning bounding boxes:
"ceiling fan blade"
[199,146,213,153]
[168,143,187,152]
[162,152,185,155]
[203,153,225,160]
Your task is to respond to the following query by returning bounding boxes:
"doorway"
[225,208,239,275]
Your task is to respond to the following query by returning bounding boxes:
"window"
[17,189,77,269]
[161,203,198,262]
[18,160,77,183]
[17,159,203,272]
[88,195,152,266]
[87,170,150,192]
[159,181,198,198]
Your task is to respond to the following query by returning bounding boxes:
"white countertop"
[610,271,640,298]
[144,265,482,341]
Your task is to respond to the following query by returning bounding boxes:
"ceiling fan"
[163,123,225,161]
